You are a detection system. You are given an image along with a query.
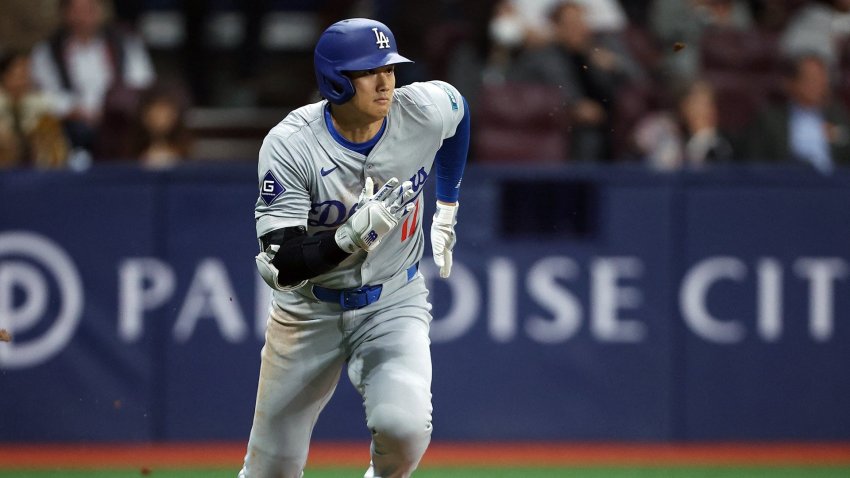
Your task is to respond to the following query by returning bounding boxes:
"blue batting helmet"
[314,18,413,104]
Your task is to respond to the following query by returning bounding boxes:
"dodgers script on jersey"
[255,80,465,299]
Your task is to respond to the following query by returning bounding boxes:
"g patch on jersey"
[260,170,285,205]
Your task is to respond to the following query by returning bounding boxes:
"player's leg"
[239,307,346,478]
[347,280,433,478]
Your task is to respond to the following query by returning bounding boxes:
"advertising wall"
[1,164,848,442]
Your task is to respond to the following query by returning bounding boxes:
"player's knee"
[367,403,433,446]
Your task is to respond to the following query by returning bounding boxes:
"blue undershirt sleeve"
[435,96,470,203]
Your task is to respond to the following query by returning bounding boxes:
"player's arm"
[255,226,350,290]
[431,95,470,278]
[256,178,415,291]
[434,95,470,206]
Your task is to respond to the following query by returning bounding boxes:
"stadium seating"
[473,83,569,163]
[700,27,783,132]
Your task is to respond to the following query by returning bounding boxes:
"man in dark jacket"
[747,54,850,173]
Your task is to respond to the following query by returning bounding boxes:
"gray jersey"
[255,80,465,303]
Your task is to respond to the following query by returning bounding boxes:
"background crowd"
[0,0,848,172]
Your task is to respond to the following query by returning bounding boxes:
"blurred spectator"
[780,0,850,70]
[483,0,551,83]
[484,0,628,83]
[508,1,644,161]
[488,0,629,50]
[129,84,191,169]
[649,0,753,81]
[577,0,631,33]
[30,0,155,162]
[488,0,560,55]
[632,78,734,169]
[0,50,68,169]
[747,54,850,172]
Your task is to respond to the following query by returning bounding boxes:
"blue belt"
[311,263,419,310]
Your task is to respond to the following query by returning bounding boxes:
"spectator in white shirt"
[30,0,155,160]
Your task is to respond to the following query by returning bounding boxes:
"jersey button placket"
[360,261,371,288]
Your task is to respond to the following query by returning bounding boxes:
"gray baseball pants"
[238,275,433,478]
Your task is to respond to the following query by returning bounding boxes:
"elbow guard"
[255,227,308,291]
[255,226,349,291]
[256,244,307,292]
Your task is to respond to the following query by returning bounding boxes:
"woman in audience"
[0,50,68,169]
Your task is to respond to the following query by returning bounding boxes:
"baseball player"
[239,18,470,478]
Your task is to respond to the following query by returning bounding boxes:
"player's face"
[347,65,396,120]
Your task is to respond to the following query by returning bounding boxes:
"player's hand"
[431,201,458,278]
[335,177,415,253]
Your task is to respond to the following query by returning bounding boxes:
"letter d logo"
[0,232,84,369]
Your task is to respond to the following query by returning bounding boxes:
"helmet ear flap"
[323,73,355,104]
[314,52,355,104]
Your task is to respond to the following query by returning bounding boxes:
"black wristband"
[301,231,350,273]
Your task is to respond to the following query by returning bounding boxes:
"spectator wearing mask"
[489,0,628,51]
[747,54,850,173]
[30,0,155,161]
[485,0,629,82]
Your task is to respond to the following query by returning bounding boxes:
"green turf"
[3,467,850,478]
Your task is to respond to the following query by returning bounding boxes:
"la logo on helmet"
[372,27,390,49]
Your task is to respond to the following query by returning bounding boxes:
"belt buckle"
[340,285,383,310]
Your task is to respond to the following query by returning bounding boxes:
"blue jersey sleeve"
[434,96,470,203]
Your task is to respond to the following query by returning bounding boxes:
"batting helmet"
[314,18,413,104]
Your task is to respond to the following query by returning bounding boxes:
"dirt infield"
[1,442,850,470]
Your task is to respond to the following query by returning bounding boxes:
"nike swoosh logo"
[320,166,339,177]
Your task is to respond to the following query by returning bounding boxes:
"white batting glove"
[355,176,375,209]
[431,201,458,278]
[255,245,307,291]
[335,177,415,253]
